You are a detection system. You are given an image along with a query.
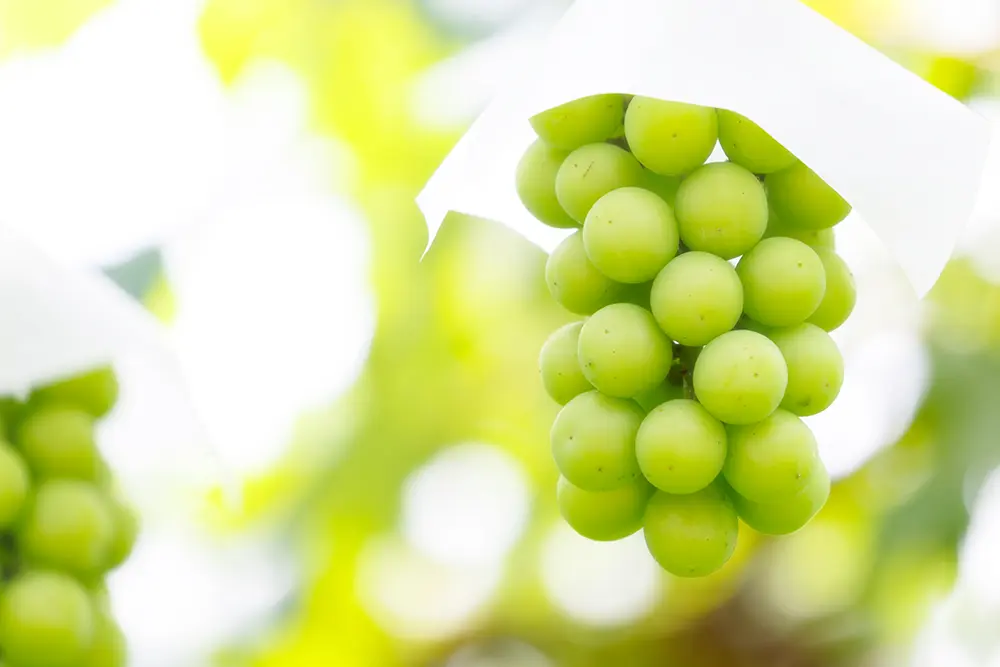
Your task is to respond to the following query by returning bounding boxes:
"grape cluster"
[525,94,857,578]
[0,367,137,667]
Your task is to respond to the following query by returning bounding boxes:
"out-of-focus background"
[3,0,1000,665]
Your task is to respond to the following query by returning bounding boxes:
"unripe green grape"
[551,391,644,491]
[735,315,772,336]
[618,281,654,310]
[0,443,29,528]
[583,187,679,283]
[19,480,115,576]
[79,607,127,667]
[545,232,623,315]
[555,143,644,222]
[557,476,653,541]
[624,98,718,176]
[693,330,787,425]
[578,304,673,398]
[724,410,821,503]
[717,109,797,174]
[766,161,851,230]
[643,482,738,577]
[731,463,830,535]
[0,571,95,667]
[539,322,592,405]
[642,171,681,207]
[30,367,119,419]
[737,237,826,327]
[674,162,768,259]
[529,94,626,150]
[769,323,844,416]
[650,251,743,346]
[808,248,857,331]
[104,493,139,571]
[634,381,684,412]
[763,206,835,249]
[17,405,102,481]
[515,139,577,229]
[636,399,727,494]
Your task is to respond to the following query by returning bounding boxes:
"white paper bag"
[416,0,991,298]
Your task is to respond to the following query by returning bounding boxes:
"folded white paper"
[417,0,991,297]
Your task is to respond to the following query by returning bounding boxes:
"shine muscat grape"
[0,366,137,667]
[527,95,856,577]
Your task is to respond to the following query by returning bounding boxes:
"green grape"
[539,322,592,405]
[634,381,684,412]
[79,607,127,667]
[19,480,115,576]
[30,367,119,419]
[650,251,743,346]
[624,98,718,176]
[0,443,29,528]
[635,399,726,494]
[642,171,681,207]
[724,409,821,502]
[16,405,101,481]
[583,187,679,283]
[545,232,623,315]
[515,139,577,229]
[674,162,768,259]
[731,463,830,535]
[716,109,797,174]
[808,248,857,331]
[557,476,653,541]
[766,161,851,230]
[693,330,787,425]
[737,237,826,327]
[550,391,644,491]
[103,493,139,571]
[578,304,673,398]
[735,315,772,336]
[763,206,835,249]
[643,482,738,577]
[769,323,844,416]
[0,571,95,667]
[618,281,654,310]
[555,143,644,223]
[529,94,626,150]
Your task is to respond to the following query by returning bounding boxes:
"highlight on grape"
[0,366,137,667]
[528,94,855,579]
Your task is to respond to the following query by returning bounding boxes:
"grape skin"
[624,98,718,176]
[674,162,768,260]
[717,110,797,174]
[724,409,821,503]
[731,463,830,535]
[0,571,95,667]
[0,442,29,528]
[737,237,827,327]
[550,391,644,491]
[635,399,727,494]
[557,476,653,541]
[769,323,844,416]
[763,206,835,249]
[539,322,593,406]
[555,143,644,223]
[650,251,743,346]
[634,381,684,413]
[583,186,679,284]
[530,94,626,150]
[766,161,851,230]
[693,330,788,425]
[578,303,673,398]
[545,232,623,315]
[16,405,102,482]
[516,139,578,229]
[808,248,857,331]
[30,366,119,419]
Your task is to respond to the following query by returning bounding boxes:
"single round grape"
[643,482,739,577]
[583,187,679,284]
[30,367,119,419]
[693,330,787,425]
[769,323,844,416]
[557,476,653,541]
[808,248,857,331]
[766,161,851,230]
[763,206,835,249]
[17,405,101,481]
[529,94,626,150]
[19,480,115,575]
[0,571,95,667]
[103,494,139,571]
[717,109,797,174]
[515,139,577,229]
[634,381,684,413]
[551,391,644,491]
[624,98,718,176]
[650,251,743,346]
[674,162,768,259]
[578,304,673,398]
[731,463,830,535]
[539,322,592,405]
[642,171,681,207]
[724,409,821,502]
[79,608,127,667]
[636,399,727,494]
[545,232,623,315]
[0,442,29,528]
[555,143,644,223]
[737,237,827,327]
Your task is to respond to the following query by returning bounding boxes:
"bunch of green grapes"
[0,367,137,667]
[525,94,856,578]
